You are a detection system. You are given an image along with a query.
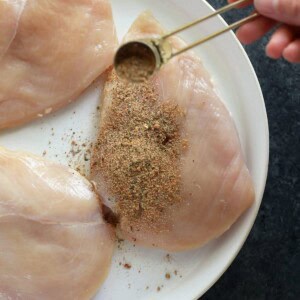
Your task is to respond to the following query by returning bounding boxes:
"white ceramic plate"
[0,0,269,299]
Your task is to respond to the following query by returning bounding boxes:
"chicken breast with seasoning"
[0,147,114,299]
[0,0,117,129]
[91,12,255,252]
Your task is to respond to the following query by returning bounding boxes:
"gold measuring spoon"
[114,0,258,82]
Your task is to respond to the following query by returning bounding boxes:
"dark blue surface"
[201,1,300,299]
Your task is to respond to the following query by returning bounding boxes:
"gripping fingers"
[283,39,300,63]
[236,16,276,44]
[266,25,296,59]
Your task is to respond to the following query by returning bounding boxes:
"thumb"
[254,0,300,26]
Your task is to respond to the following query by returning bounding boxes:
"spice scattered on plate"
[124,263,132,269]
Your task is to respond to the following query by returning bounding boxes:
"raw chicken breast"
[0,0,117,129]
[91,12,255,252]
[0,0,26,58]
[0,147,114,299]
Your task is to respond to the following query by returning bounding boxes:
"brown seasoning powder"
[92,71,186,232]
[116,56,154,83]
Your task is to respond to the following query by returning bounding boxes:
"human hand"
[229,0,300,63]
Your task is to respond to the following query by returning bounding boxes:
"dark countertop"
[201,1,300,299]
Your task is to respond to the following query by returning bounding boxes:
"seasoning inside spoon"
[114,39,168,83]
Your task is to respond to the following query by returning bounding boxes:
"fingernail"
[254,0,276,14]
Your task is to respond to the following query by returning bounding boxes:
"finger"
[283,39,300,63]
[266,25,296,59]
[235,16,276,44]
[254,0,300,26]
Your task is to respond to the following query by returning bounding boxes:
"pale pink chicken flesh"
[91,12,255,252]
[0,0,117,129]
[0,147,115,299]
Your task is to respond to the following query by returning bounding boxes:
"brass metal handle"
[172,12,259,58]
[162,0,253,39]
